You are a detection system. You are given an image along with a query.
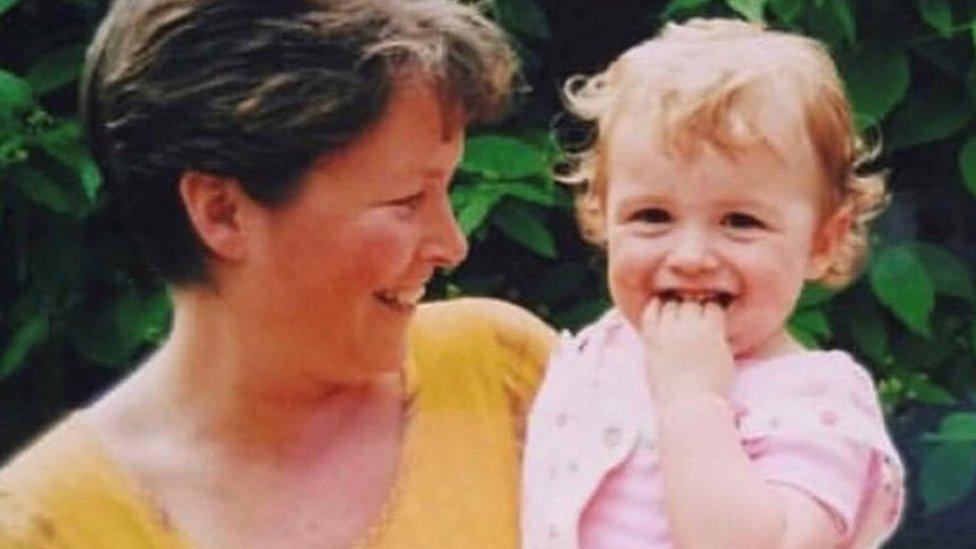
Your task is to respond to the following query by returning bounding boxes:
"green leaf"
[9,166,75,213]
[918,0,953,39]
[903,374,956,406]
[452,184,502,235]
[869,244,935,337]
[828,0,856,44]
[33,120,102,202]
[959,135,976,200]
[922,412,976,443]
[0,314,49,379]
[912,243,975,302]
[77,161,103,203]
[486,180,567,208]
[490,200,557,258]
[768,0,802,24]
[25,44,86,96]
[70,288,169,367]
[795,283,836,309]
[919,413,976,513]
[0,132,28,169]
[0,0,22,18]
[726,0,767,22]
[0,69,33,114]
[116,287,172,345]
[920,437,976,514]
[663,0,713,18]
[788,308,831,348]
[462,134,549,180]
[846,303,888,366]
[839,49,910,130]
[494,0,550,40]
[804,0,856,46]
[886,78,974,151]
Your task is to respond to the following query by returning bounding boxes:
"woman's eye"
[631,207,672,224]
[722,212,765,229]
[390,191,425,210]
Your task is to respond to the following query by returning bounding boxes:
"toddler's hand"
[640,298,734,402]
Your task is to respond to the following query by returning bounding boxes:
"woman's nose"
[424,195,469,268]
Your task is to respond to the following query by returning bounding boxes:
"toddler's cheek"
[608,277,647,327]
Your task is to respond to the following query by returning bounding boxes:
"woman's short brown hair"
[82,0,517,284]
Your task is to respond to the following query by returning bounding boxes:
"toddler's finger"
[641,297,662,330]
[702,301,726,329]
[676,298,701,321]
[660,298,679,323]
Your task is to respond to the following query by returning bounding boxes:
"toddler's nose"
[664,228,719,276]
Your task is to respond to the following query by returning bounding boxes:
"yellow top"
[0,298,555,548]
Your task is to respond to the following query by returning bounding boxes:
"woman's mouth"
[375,286,426,312]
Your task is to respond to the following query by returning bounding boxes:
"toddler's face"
[603,116,846,360]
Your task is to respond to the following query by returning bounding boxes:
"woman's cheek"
[351,215,420,279]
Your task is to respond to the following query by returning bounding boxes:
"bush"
[1,0,975,544]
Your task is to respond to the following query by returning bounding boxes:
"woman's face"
[239,81,467,380]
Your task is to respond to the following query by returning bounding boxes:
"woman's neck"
[94,289,406,464]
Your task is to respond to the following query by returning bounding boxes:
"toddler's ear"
[806,204,853,280]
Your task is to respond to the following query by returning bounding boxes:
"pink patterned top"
[522,309,904,549]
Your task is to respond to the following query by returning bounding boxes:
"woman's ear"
[178,171,249,262]
[806,204,853,280]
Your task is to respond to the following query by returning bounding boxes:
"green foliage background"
[2,0,976,544]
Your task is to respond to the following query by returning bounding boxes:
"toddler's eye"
[631,207,672,224]
[721,212,765,229]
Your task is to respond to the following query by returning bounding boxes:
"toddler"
[523,19,903,548]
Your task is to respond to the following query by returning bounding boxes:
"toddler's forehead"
[606,87,814,168]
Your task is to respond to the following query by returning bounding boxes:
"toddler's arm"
[642,300,891,548]
[655,389,841,548]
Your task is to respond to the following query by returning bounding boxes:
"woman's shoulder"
[0,415,109,544]
[411,297,556,362]
[408,297,557,407]
[0,414,185,547]
[2,414,93,497]
[413,297,553,333]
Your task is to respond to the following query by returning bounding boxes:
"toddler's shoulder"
[733,349,879,403]
[733,350,905,546]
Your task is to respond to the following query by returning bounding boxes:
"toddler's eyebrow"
[713,198,782,218]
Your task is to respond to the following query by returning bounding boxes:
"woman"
[0,0,554,547]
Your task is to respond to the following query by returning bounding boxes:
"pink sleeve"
[731,352,905,547]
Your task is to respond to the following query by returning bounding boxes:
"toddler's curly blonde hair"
[559,18,887,288]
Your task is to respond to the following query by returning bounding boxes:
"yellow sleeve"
[409,297,557,417]
[0,416,189,549]
[0,491,62,548]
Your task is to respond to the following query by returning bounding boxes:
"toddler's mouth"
[657,289,734,309]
